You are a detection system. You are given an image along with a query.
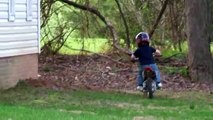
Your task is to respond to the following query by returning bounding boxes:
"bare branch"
[115,0,131,48]
[57,0,132,55]
[149,0,170,39]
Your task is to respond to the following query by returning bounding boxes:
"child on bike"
[131,32,162,91]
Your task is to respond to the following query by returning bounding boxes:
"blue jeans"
[137,63,161,86]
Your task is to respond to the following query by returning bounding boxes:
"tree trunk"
[185,0,213,81]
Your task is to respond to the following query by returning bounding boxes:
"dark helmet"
[135,32,150,42]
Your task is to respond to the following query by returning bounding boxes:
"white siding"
[0,4,38,12]
[0,0,40,58]
[0,11,38,19]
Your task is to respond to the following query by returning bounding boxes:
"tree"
[40,0,186,55]
[185,0,213,81]
[168,0,185,52]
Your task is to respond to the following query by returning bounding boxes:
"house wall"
[0,0,40,89]
[0,0,40,57]
[0,54,38,89]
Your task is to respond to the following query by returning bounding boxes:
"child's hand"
[131,54,139,62]
[155,49,161,56]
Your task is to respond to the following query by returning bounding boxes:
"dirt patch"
[133,116,156,120]
[106,102,141,109]
[26,54,213,92]
[59,109,96,115]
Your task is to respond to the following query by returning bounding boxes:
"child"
[131,32,162,91]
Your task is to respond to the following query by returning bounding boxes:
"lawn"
[59,38,109,55]
[59,39,213,56]
[0,82,212,120]
[41,35,213,56]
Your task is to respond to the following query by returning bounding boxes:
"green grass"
[41,38,110,55]
[42,36,213,56]
[0,82,212,120]
[59,38,109,55]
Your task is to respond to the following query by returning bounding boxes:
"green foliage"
[162,51,186,60]
[160,42,188,78]
[41,0,212,56]
[161,41,188,55]
[162,66,188,77]
[0,82,212,120]
[41,0,174,50]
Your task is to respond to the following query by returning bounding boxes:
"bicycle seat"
[144,66,153,72]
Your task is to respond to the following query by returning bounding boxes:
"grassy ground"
[59,39,213,56]
[0,82,212,120]
[59,38,109,55]
[41,36,213,56]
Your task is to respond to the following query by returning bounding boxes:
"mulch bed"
[26,54,213,93]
